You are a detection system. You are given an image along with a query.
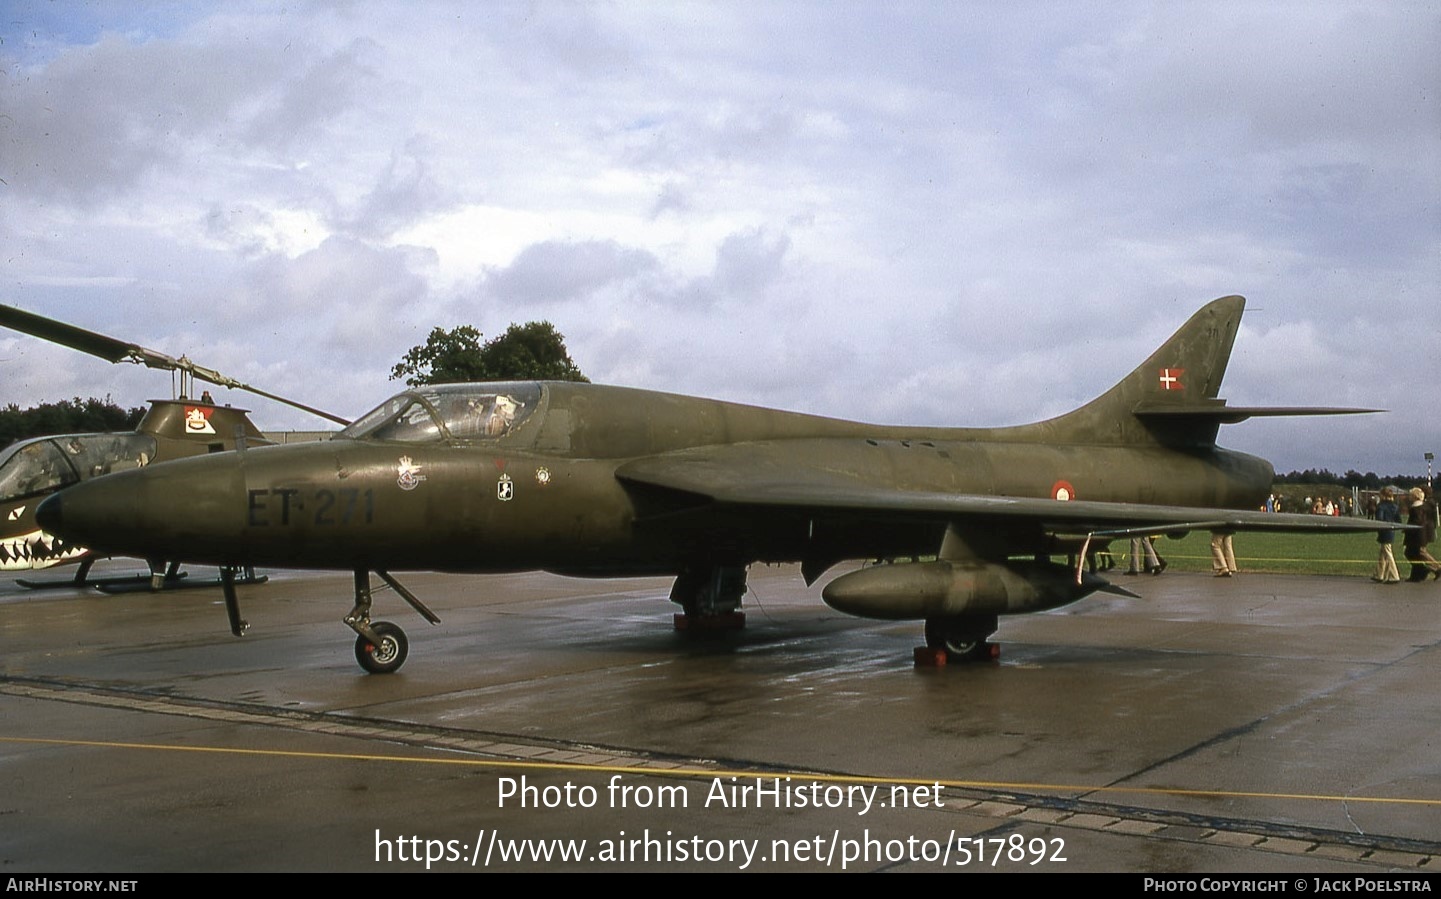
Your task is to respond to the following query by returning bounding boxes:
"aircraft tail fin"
[1019,296,1246,448]
[1004,295,1378,448]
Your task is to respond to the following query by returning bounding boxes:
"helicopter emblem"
[185,406,216,434]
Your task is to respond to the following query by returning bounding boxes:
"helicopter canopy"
[0,433,157,503]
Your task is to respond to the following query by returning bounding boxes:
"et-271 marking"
[248,488,375,527]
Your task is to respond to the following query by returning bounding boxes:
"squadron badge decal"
[497,473,514,501]
[184,405,217,434]
[534,467,551,487]
[396,456,427,491]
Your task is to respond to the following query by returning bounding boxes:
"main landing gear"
[670,565,748,632]
[917,614,1000,666]
[343,569,440,674]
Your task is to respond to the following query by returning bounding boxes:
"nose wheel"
[354,621,408,674]
[343,569,438,674]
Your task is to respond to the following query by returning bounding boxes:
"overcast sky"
[2,2,1437,477]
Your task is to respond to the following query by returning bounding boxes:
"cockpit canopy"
[339,383,542,443]
[0,433,158,503]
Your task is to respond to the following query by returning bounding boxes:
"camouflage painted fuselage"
[37,379,1272,576]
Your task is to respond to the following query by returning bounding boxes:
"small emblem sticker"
[535,467,551,487]
[397,456,427,491]
[1051,480,1075,501]
[497,473,514,501]
[184,406,217,434]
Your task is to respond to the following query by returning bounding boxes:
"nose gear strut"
[342,569,440,674]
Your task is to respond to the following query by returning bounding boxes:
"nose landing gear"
[342,569,438,674]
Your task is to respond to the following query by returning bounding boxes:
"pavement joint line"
[1307,844,1370,861]
[1254,837,1312,854]
[1366,849,1431,869]
[1205,830,1263,848]
[1104,819,1166,835]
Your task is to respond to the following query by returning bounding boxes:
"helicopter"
[1,303,347,589]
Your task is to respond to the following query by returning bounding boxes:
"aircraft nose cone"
[38,452,251,565]
[35,493,62,532]
[35,472,140,549]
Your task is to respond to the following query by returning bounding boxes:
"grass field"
[1098,530,1410,577]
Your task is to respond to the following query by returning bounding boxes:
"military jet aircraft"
[0,303,347,585]
[35,296,1399,673]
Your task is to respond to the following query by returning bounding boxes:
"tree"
[390,321,589,386]
[0,397,148,449]
[474,321,589,384]
[390,325,487,385]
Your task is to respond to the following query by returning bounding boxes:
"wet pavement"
[2,561,1438,872]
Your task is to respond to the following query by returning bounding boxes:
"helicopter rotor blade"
[183,360,351,426]
[1,303,351,426]
[0,303,151,365]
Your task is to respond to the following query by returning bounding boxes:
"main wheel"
[355,621,408,674]
[924,618,991,660]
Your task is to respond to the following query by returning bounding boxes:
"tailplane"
[1012,296,1374,448]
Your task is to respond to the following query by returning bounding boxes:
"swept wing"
[617,451,1402,537]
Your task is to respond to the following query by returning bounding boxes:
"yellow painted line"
[4,735,1438,809]
[1127,553,1381,565]
[1237,556,1378,564]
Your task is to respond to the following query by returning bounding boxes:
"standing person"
[1402,487,1441,582]
[1210,531,1238,577]
[1091,541,1115,572]
[1147,535,1167,575]
[1125,536,1164,575]
[1373,487,1402,584]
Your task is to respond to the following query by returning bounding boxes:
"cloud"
[480,239,660,306]
[1,29,373,206]
[0,2,1435,474]
[340,139,454,240]
[239,38,379,153]
[713,228,790,295]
